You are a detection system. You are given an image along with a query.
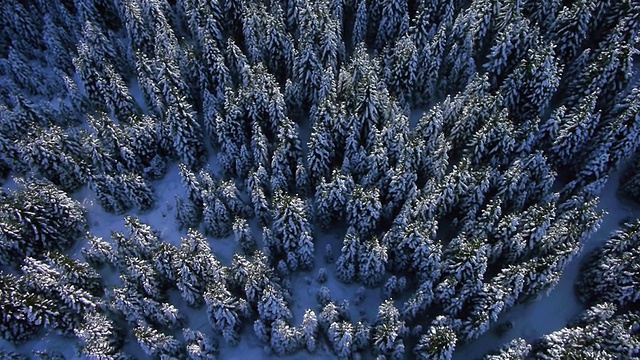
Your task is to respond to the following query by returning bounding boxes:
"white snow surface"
[454,168,640,359]
[0,159,384,359]
[2,156,638,360]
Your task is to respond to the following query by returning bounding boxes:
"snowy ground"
[2,152,638,359]
[453,167,640,359]
[0,159,385,359]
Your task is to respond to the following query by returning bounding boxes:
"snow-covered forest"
[0,0,639,358]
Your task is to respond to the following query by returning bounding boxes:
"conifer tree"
[328,320,355,359]
[0,180,87,264]
[233,216,256,254]
[184,328,219,359]
[75,312,126,359]
[300,309,318,353]
[82,235,116,269]
[134,321,183,358]
[346,185,381,238]
[0,273,45,343]
[247,166,272,226]
[271,191,315,271]
[384,34,418,105]
[21,256,99,334]
[205,281,246,346]
[175,195,200,230]
[314,169,354,230]
[351,0,368,48]
[375,0,409,50]
[270,319,302,355]
[258,283,292,324]
[203,195,232,239]
[530,306,640,359]
[372,300,406,357]
[484,338,531,359]
[548,92,600,170]
[357,237,388,287]
[165,101,205,168]
[414,316,457,360]
[336,230,361,283]
[577,220,640,307]
[152,242,180,284]
[548,0,596,64]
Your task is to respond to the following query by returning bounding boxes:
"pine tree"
[318,301,340,330]
[175,195,200,230]
[134,321,183,358]
[357,237,388,287]
[117,257,167,302]
[82,235,116,269]
[593,87,640,175]
[414,316,457,360]
[413,20,448,105]
[372,300,406,357]
[75,312,126,359]
[230,251,280,306]
[21,125,87,192]
[270,319,302,355]
[523,0,562,31]
[484,338,531,359]
[204,281,246,346]
[92,174,147,214]
[336,231,361,283]
[120,173,155,211]
[258,284,292,324]
[0,180,87,264]
[548,91,600,170]
[218,179,251,218]
[0,273,44,343]
[353,320,371,352]
[183,328,219,360]
[576,220,640,307]
[375,0,409,50]
[547,0,596,64]
[246,174,271,228]
[21,256,99,334]
[314,169,354,230]
[530,307,640,359]
[351,0,368,48]
[271,191,315,271]
[203,196,232,238]
[318,19,344,73]
[111,283,183,328]
[328,320,355,359]
[42,251,103,297]
[402,278,436,322]
[484,15,538,86]
[442,32,477,95]
[165,101,206,168]
[294,40,323,106]
[300,309,318,353]
[346,185,381,238]
[233,216,256,255]
[464,109,516,168]
[43,14,75,75]
[152,242,180,284]
[120,216,161,260]
[384,34,418,105]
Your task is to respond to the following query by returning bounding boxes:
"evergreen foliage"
[1,0,639,357]
[577,220,640,307]
[0,180,87,265]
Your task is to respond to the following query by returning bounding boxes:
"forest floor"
[1,146,639,360]
[454,166,640,359]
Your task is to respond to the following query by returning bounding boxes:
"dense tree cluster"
[0,0,639,358]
